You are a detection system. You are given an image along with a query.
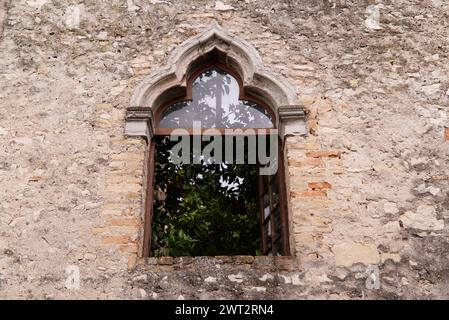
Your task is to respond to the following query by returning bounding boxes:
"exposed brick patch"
[445,128,449,141]
[308,181,332,190]
[291,191,327,198]
[306,150,342,158]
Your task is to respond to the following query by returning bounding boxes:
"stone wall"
[0,0,448,299]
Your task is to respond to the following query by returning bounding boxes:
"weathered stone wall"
[0,0,448,299]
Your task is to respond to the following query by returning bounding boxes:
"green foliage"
[151,136,260,257]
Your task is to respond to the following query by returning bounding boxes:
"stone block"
[234,256,255,264]
[308,181,332,190]
[399,205,444,231]
[215,256,234,263]
[291,191,327,198]
[332,243,380,267]
[253,256,274,269]
[95,119,112,128]
[105,183,142,194]
[173,257,194,265]
[158,257,174,265]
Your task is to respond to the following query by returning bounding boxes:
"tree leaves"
[151,136,260,257]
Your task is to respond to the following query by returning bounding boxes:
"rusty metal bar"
[142,139,156,258]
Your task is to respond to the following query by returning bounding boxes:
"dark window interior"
[151,136,261,257]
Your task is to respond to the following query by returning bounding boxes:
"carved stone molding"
[278,105,308,138]
[126,21,307,139]
[124,107,154,141]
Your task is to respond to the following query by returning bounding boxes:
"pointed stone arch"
[125,22,307,140]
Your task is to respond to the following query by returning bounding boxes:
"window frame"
[258,144,290,256]
[142,63,290,258]
[153,63,277,136]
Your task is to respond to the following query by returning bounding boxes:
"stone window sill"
[138,256,300,272]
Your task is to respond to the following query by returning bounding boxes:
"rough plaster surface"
[0,0,448,299]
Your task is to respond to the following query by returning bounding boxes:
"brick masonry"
[0,0,449,299]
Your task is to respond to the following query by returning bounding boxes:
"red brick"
[108,218,140,226]
[215,256,234,263]
[101,235,130,244]
[291,191,327,198]
[445,128,449,141]
[158,257,174,265]
[308,181,332,190]
[306,150,342,158]
[118,243,138,253]
[288,158,322,167]
[234,256,255,264]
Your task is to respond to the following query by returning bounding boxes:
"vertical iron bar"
[142,139,156,258]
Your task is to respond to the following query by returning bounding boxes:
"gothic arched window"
[125,24,307,261]
[143,63,290,258]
